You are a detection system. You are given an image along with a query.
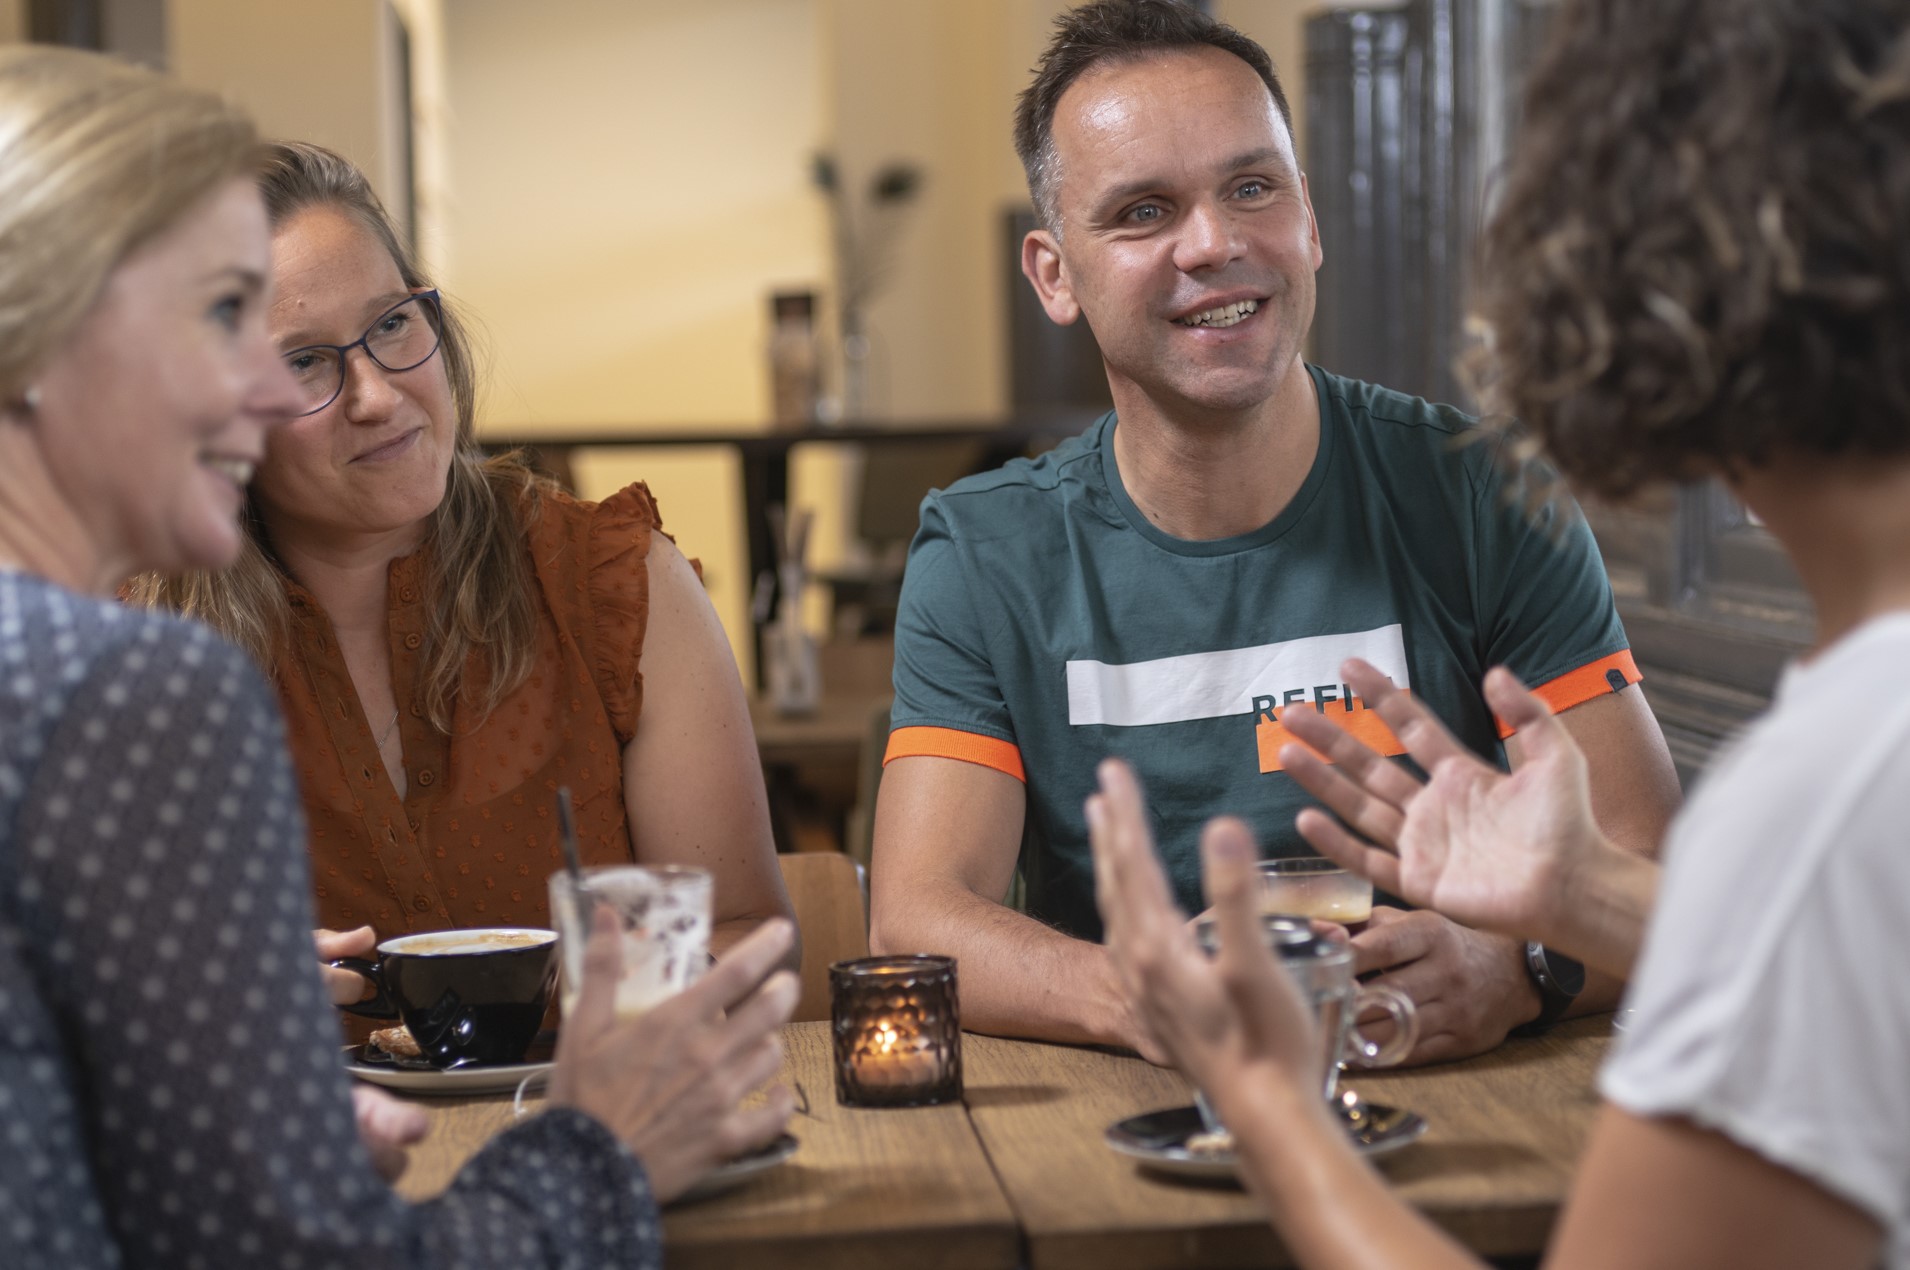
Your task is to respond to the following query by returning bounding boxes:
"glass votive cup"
[548,864,712,1020]
[829,955,962,1108]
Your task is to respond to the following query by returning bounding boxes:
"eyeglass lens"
[286,294,443,414]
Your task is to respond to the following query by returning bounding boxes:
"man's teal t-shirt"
[887,365,1635,940]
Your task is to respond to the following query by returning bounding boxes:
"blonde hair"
[0,46,258,404]
[127,142,547,732]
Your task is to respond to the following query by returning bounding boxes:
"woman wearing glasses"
[135,143,795,1003]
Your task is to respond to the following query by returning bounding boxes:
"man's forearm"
[872,883,1137,1050]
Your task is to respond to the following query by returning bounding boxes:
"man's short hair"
[1469,0,1910,499]
[1013,0,1295,236]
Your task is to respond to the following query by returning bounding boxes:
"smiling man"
[869,0,1681,1066]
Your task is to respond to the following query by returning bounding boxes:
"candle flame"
[874,1022,899,1054]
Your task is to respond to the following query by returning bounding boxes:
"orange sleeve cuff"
[883,726,1026,782]
[1497,650,1642,738]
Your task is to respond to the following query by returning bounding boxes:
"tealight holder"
[830,955,962,1108]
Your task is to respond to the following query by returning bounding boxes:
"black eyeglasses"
[282,290,444,417]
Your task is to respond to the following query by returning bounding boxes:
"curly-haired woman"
[1090,1,1910,1267]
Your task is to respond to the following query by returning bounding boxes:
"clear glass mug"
[547,864,712,1019]
[1192,915,1418,1132]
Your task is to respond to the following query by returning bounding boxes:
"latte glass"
[1192,915,1417,1132]
[549,864,712,1019]
[1257,857,1374,933]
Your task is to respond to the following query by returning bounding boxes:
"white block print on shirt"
[1064,624,1411,773]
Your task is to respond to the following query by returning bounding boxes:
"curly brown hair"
[1013,0,1293,235]
[1468,0,1910,500]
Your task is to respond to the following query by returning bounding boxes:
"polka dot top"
[0,571,661,1269]
[274,484,665,948]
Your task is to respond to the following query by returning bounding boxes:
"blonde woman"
[135,143,796,1003]
[0,46,795,1269]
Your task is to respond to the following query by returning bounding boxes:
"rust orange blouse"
[273,483,664,943]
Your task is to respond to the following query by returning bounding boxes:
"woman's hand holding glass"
[1277,659,1651,979]
[546,910,799,1204]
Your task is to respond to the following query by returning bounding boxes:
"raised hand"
[1277,660,1605,950]
[1087,760,1327,1115]
[547,911,799,1203]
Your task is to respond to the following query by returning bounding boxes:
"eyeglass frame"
[281,289,445,418]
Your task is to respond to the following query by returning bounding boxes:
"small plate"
[674,1133,800,1205]
[1106,1096,1427,1181]
[343,1043,555,1097]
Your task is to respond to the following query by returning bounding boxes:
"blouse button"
[417,769,435,787]
[408,817,421,832]
[411,895,431,913]
[400,585,417,602]
[403,632,422,650]
[409,703,423,717]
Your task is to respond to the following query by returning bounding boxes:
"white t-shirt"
[1602,611,1910,1267]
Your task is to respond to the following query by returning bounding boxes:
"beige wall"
[0,1,23,43]
[438,0,831,679]
[169,0,411,238]
[826,0,1017,423]
[442,0,827,431]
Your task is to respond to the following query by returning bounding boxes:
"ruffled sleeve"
[527,481,667,745]
[585,483,662,743]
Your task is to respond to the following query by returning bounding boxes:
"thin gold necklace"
[376,707,400,750]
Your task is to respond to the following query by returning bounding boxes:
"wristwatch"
[1509,942,1585,1037]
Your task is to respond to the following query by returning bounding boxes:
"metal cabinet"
[1307,0,1810,779]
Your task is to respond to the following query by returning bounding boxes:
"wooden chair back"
[777,851,869,1023]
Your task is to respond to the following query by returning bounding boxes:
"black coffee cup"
[332,927,558,1069]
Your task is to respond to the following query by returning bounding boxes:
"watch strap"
[1509,941,1585,1038]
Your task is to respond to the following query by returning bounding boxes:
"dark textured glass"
[830,955,961,1108]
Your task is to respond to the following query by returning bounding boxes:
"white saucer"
[1106,1097,1427,1182]
[674,1133,800,1205]
[344,1049,555,1097]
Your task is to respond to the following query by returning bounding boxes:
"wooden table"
[965,1016,1609,1269]
[393,1016,1610,1268]
[394,1022,1020,1269]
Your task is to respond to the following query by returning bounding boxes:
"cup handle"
[1345,984,1418,1068]
[328,957,398,1019]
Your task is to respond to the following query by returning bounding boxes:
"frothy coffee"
[381,927,557,957]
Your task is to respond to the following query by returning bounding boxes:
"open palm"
[1279,661,1603,946]
[1087,761,1327,1103]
